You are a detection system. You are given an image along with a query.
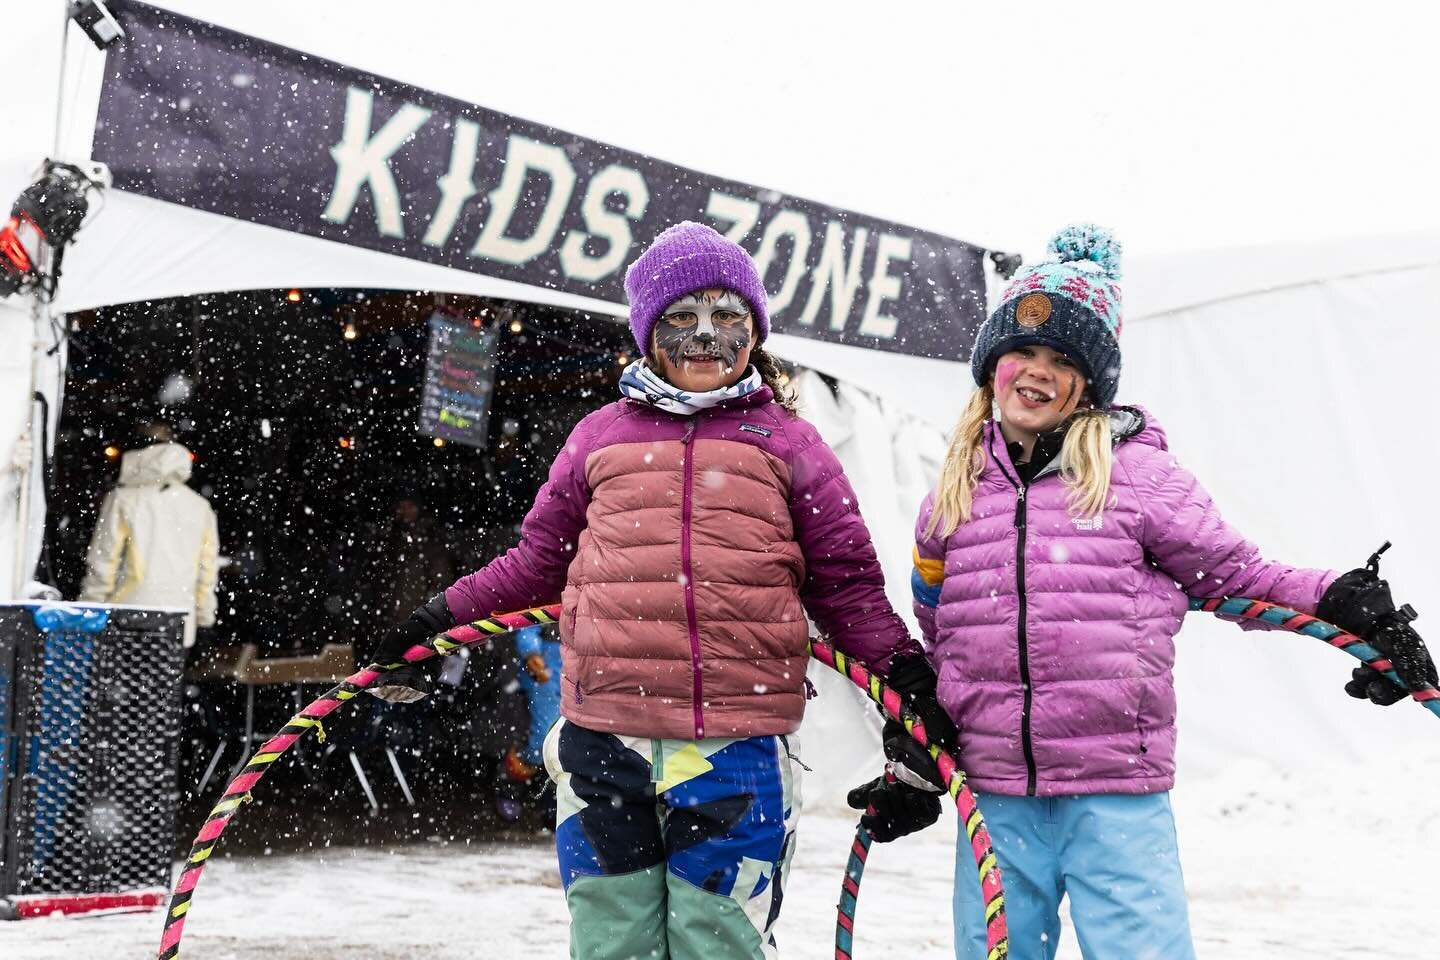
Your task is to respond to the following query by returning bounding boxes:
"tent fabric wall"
[1118,256,1440,782]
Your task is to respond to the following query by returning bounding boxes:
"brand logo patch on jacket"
[739,423,772,438]
[1071,516,1104,531]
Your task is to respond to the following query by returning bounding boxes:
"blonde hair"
[925,384,1114,538]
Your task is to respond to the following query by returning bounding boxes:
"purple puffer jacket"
[912,407,1336,796]
[447,385,916,740]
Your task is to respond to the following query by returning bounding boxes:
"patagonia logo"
[739,423,772,438]
[1072,516,1104,531]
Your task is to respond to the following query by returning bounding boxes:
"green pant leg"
[566,866,669,960]
[664,869,772,960]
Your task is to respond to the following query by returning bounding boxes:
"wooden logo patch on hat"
[1016,293,1052,328]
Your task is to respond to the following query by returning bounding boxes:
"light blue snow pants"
[952,792,1195,960]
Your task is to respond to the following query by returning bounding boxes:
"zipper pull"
[1013,487,1026,528]
[682,416,698,445]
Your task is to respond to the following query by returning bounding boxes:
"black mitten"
[881,720,948,791]
[846,776,941,843]
[366,594,454,703]
[1318,543,1438,705]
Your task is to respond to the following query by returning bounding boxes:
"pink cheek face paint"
[995,361,1018,396]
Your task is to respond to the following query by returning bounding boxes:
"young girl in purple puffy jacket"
[854,225,1438,959]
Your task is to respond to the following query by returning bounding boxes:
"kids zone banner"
[91,2,987,360]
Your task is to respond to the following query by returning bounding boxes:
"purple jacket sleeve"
[1127,447,1337,619]
[912,491,945,649]
[444,413,597,624]
[786,418,920,674]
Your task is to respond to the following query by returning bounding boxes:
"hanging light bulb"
[342,321,357,341]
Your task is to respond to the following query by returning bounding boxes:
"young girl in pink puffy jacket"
[367,222,952,959]
[855,224,1437,960]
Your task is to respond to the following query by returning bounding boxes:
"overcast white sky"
[7,0,1440,261]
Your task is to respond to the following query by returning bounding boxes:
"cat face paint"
[650,288,756,393]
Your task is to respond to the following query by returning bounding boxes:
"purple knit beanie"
[623,222,771,353]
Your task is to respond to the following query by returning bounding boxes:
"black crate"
[0,604,185,917]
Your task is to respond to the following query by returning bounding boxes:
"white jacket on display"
[79,442,219,646]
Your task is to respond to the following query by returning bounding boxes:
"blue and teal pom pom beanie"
[969,224,1124,407]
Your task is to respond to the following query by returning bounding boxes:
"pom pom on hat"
[1047,223,1122,280]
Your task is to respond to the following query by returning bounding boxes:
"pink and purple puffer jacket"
[447,386,916,741]
[913,407,1336,797]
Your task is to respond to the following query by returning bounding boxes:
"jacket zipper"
[680,415,704,739]
[992,432,1038,796]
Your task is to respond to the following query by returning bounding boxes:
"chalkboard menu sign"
[418,313,498,449]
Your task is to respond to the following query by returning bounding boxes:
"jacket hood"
[1111,404,1168,451]
[118,442,193,488]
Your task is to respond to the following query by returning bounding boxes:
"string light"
[508,318,523,334]
[338,437,353,449]
[616,352,629,366]
[286,289,302,303]
[103,445,120,460]
[342,321,357,340]
[432,437,447,448]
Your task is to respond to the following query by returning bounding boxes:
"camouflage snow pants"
[543,719,803,960]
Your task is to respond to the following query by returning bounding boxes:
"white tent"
[2,2,1438,810]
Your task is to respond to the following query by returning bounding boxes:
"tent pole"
[11,296,44,599]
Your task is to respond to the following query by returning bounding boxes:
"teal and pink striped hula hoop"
[808,639,1008,960]
[1191,597,1440,717]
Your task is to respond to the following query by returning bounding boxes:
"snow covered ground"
[3,744,1436,959]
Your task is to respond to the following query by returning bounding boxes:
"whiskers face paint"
[654,289,754,385]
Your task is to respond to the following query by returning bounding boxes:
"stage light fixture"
[69,1,126,50]
[2,160,108,300]
[0,217,36,298]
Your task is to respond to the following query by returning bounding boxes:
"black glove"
[366,594,454,703]
[882,720,949,790]
[1317,542,1438,705]
[846,775,942,842]
[880,653,959,787]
